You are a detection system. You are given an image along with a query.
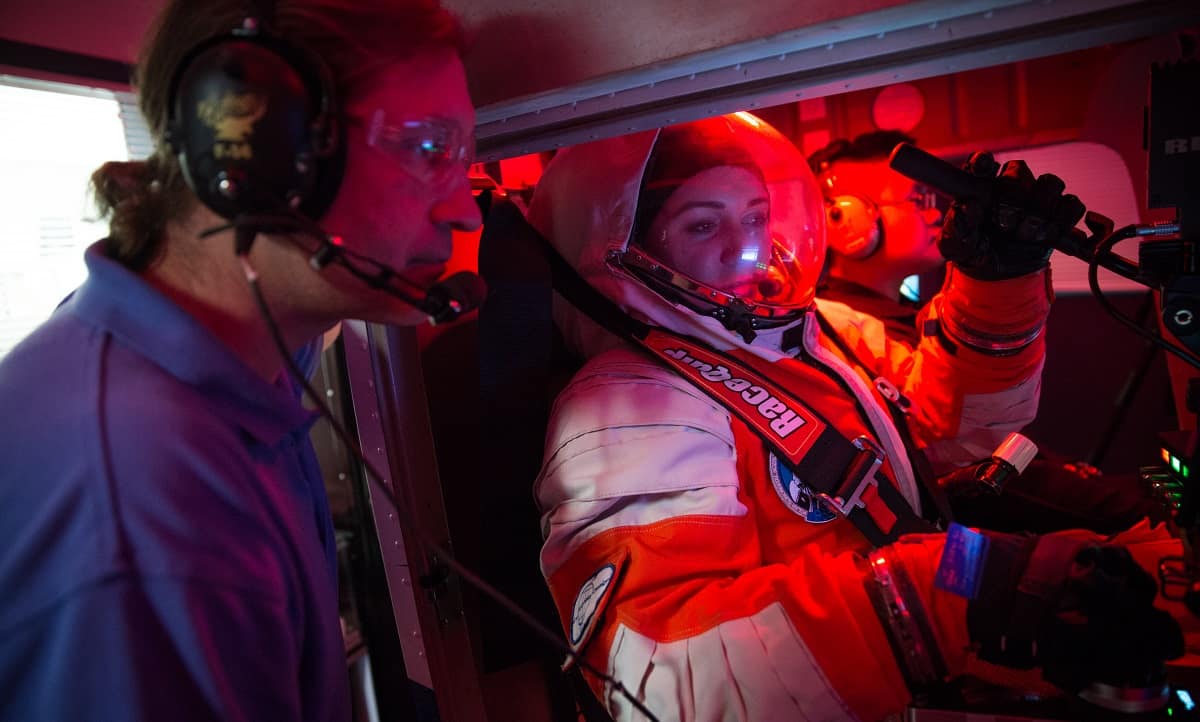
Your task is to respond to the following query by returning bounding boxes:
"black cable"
[1088,228,1200,371]
[316,245,429,309]
[204,214,432,310]
[235,251,660,722]
[1086,292,1160,468]
[811,309,954,526]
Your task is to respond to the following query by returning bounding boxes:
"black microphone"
[888,143,993,202]
[225,212,486,330]
[303,236,486,324]
[224,207,489,324]
[888,142,1108,268]
[421,271,487,324]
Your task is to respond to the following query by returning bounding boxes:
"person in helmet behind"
[527,112,1184,721]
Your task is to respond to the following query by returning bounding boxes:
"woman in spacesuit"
[527,112,1182,721]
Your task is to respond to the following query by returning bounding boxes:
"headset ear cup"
[167,30,343,221]
[825,195,882,260]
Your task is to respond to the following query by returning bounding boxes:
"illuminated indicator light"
[1163,448,1172,463]
[1185,465,1191,479]
[1178,688,1196,710]
[873,557,886,567]
[1172,456,1182,473]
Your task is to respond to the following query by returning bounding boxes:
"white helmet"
[529,112,826,354]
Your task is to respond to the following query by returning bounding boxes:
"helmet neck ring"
[611,247,809,343]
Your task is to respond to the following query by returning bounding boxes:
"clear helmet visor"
[625,112,826,324]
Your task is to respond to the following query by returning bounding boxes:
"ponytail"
[90,153,192,271]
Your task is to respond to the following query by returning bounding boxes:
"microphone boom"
[420,271,488,324]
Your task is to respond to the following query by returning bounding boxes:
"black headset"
[164,15,345,222]
[808,136,907,261]
[820,189,883,260]
[161,11,486,323]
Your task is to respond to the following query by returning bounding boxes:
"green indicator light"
[1185,465,1191,479]
[1172,456,1182,473]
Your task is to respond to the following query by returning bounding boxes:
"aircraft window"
[0,77,150,359]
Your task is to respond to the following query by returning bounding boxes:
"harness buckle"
[820,435,885,516]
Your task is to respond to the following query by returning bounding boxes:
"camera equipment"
[888,61,1200,369]
[894,58,1200,721]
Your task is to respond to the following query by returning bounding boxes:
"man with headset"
[810,131,1165,534]
[809,131,945,339]
[0,1,480,720]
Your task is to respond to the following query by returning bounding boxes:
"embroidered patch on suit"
[768,452,836,523]
[571,563,617,647]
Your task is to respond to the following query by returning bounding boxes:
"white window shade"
[118,92,154,160]
[0,77,150,359]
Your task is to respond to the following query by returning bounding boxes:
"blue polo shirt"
[0,243,351,722]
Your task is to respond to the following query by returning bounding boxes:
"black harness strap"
[811,309,955,527]
[641,327,933,545]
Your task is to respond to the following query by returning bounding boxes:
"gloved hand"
[938,152,1087,280]
[967,531,1184,693]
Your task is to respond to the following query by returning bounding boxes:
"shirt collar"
[65,242,320,446]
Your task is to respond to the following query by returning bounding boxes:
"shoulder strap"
[811,309,955,526]
[638,328,932,545]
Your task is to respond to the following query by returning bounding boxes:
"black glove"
[967,531,1184,693]
[938,152,1087,280]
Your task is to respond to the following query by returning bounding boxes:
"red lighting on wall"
[872,83,926,132]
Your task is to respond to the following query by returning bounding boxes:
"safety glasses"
[896,184,938,213]
[360,109,474,186]
[867,183,938,214]
[823,168,939,214]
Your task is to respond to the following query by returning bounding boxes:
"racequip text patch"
[643,330,826,459]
